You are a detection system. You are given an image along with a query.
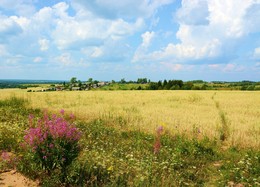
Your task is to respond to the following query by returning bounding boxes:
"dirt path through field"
[0,170,38,187]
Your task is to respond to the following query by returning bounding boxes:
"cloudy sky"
[0,0,260,81]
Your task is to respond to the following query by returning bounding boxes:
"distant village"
[27,77,110,92]
[57,81,109,91]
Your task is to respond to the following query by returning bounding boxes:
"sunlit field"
[1,89,259,148]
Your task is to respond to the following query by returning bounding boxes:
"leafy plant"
[219,150,260,186]
[23,110,81,181]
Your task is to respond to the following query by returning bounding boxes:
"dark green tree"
[148,82,158,90]
[70,77,77,84]
[158,81,163,90]
[120,78,126,84]
[163,79,168,89]
[78,80,82,88]
[88,78,93,83]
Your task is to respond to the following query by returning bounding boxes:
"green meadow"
[0,89,259,186]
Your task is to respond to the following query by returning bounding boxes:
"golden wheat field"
[1,89,259,148]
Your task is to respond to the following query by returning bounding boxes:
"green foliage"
[0,97,40,151]
[148,80,188,90]
[70,77,77,84]
[120,78,126,84]
[100,83,147,90]
[219,150,260,186]
[137,78,148,84]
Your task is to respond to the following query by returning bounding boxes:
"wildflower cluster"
[153,126,163,154]
[24,110,81,174]
[0,151,18,169]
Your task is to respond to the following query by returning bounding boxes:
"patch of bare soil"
[0,170,39,187]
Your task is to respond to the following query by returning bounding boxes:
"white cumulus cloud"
[33,57,42,63]
[141,31,155,48]
[253,47,260,59]
[222,63,245,72]
[39,39,49,51]
[50,2,144,50]
[0,16,22,36]
[0,45,8,56]
[176,0,209,25]
[0,0,36,16]
[56,53,73,66]
[133,0,260,65]
[160,62,183,72]
[91,47,103,58]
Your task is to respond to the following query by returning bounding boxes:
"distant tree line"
[147,80,208,90]
[0,80,62,89]
[0,83,39,89]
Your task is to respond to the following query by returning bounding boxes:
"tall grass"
[219,111,230,142]
[0,89,259,148]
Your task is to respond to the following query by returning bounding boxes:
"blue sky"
[0,0,259,81]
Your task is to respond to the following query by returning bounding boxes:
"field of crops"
[1,89,259,148]
[0,89,259,186]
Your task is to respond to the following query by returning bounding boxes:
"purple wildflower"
[60,109,65,115]
[156,126,163,134]
[153,126,164,154]
[24,109,81,173]
[153,140,161,154]
[1,151,10,161]
[69,113,75,120]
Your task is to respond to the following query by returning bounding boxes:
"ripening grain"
[0,89,259,148]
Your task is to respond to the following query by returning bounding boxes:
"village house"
[71,87,80,91]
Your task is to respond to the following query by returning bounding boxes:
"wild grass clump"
[0,95,28,108]
[219,149,260,186]
[0,97,41,152]
[219,111,230,142]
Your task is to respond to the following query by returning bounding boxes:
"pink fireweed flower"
[24,109,81,173]
[60,109,65,115]
[28,114,34,127]
[43,110,49,121]
[1,151,10,161]
[153,140,161,154]
[29,114,34,120]
[156,126,163,135]
[153,126,164,154]
[52,114,57,119]
[70,113,75,120]
[33,146,38,151]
